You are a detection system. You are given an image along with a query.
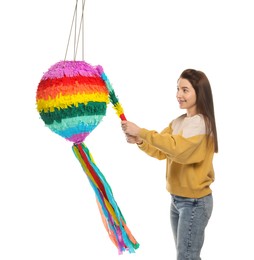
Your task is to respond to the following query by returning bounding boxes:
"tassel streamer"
[72,143,139,254]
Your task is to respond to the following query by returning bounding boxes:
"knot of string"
[64,0,86,61]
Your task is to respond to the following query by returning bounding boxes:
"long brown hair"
[179,69,218,153]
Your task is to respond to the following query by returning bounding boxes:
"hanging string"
[64,0,86,61]
[82,0,85,60]
[64,0,78,61]
[74,0,86,60]
[74,1,78,59]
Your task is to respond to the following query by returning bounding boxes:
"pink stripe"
[42,61,101,80]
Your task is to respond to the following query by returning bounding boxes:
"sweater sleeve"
[136,125,173,160]
[139,115,207,164]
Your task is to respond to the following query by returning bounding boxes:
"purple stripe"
[67,132,90,143]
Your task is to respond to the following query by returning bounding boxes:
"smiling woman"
[121,68,218,259]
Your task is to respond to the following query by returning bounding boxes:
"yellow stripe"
[113,103,124,117]
[37,93,110,112]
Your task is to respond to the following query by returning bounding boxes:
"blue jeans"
[170,194,213,260]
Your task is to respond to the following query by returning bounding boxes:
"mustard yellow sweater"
[138,114,215,198]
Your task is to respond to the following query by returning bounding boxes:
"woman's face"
[176,78,197,116]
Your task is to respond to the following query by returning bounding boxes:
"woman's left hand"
[121,121,141,137]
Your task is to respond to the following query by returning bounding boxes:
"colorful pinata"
[36,60,110,143]
[36,60,139,254]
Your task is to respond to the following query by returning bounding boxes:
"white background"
[1,0,253,259]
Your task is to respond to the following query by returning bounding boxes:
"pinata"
[36,60,139,254]
[35,0,139,255]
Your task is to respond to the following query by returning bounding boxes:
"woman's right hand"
[125,134,142,145]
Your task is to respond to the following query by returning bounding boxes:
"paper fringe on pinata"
[36,60,139,254]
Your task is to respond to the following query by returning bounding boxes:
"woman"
[121,69,218,260]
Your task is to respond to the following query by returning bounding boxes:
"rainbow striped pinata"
[36,60,139,254]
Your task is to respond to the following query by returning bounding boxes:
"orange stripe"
[37,77,108,100]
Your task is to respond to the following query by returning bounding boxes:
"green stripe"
[40,101,107,125]
[109,90,119,105]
